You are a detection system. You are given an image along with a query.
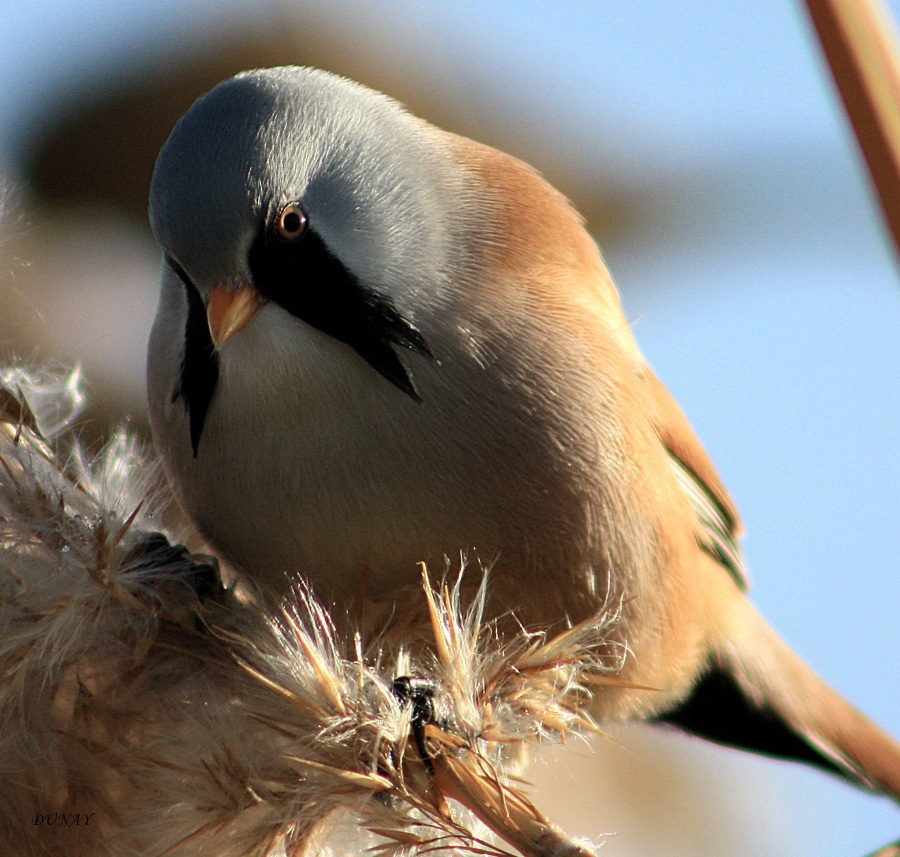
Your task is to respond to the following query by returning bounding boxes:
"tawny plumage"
[147,66,900,804]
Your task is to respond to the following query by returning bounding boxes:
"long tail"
[658,598,900,801]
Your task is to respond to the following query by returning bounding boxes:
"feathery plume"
[0,361,624,857]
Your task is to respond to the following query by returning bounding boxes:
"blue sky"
[3,2,899,854]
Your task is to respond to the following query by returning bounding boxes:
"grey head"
[149,68,473,450]
[150,66,460,302]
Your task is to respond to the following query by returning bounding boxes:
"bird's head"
[149,67,473,402]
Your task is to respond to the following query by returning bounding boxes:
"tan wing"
[644,368,749,590]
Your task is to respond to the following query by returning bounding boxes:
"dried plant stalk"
[0,361,621,857]
[804,0,900,253]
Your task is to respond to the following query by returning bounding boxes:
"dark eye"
[275,202,308,241]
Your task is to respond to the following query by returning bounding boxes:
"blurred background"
[2,1,898,854]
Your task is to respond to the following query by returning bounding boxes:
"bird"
[147,65,900,802]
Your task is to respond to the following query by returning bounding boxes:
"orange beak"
[206,283,265,349]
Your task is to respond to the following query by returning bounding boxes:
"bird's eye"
[275,202,308,241]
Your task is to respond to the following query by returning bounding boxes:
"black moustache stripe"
[169,257,218,457]
[248,225,432,400]
[171,226,431,456]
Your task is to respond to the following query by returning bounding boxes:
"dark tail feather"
[657,601,900,801]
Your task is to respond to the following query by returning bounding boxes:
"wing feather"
[644,368,749,591]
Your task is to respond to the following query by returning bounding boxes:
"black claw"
[391,675,438,775]
[122,531,223,601]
